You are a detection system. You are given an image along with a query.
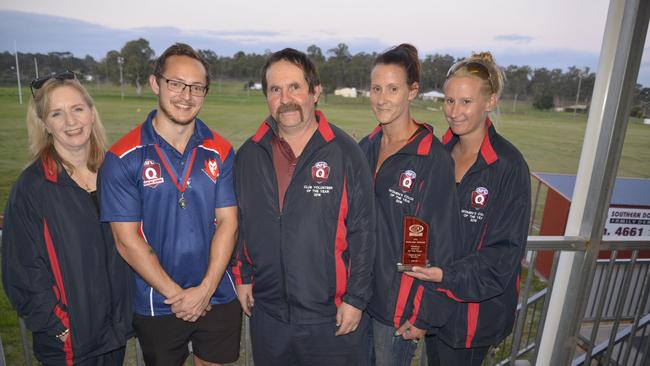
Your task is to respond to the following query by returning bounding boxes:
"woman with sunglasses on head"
[2,72,132,365]
[359,44,462,366]
[405,52,531,365]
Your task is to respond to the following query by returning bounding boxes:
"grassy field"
[0,81,649,364]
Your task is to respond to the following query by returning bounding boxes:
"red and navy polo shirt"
[100,110,237,316]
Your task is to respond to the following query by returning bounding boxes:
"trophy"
[396,216,430,272]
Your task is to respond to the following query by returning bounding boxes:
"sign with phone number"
[604,207,650,237]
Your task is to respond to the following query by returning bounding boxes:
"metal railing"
[487,237,650,366]
[5,237,649,366]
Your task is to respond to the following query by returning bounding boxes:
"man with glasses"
[100,43,241,366]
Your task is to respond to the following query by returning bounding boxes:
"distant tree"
[347,52,374,89]
[421,54,456,91]
[120,38,155,96]
[630,84,649,118]
[533,92,554,110]
[531,67,562,109]
[101,50,122,85]
[307,45,325,65]
[198,49,219,80]
[326,43,352,89]
[503,65,531,112]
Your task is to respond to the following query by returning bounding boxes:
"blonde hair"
[447,51,506,98]
[26,78,108,173]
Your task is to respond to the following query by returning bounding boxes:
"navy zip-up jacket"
[232,111,375,324]
[2,155,133,365]
[433,119,531,348]
[359,123,462,330]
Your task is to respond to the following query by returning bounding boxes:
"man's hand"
[236,284,254,316]
[165,282,213,322]
[404,266,443,282]
[335,302,362,336]
[395,320,426,342]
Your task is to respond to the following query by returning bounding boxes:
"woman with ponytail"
[359,44,462,366]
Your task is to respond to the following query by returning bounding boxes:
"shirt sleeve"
[342,144,376,311]
[215,148,237,208]
[231,147,254,284]
[2,183,68,336]
[99,152,142,222]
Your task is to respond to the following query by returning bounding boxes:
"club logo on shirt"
[471,187,489,209]
[142,159,164,188]
[399,170,417,193]
[202,158,219,183]
[311,161,330,184]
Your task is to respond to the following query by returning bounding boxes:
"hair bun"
[470,51,495,64]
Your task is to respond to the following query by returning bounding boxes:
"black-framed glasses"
[446,61,494,93]
[30,70,77,97]
[157,75,209,97]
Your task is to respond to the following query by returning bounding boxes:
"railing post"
[536,0,650,365]
[18,318,32,366]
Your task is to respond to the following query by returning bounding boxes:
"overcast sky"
[2,0,649,85]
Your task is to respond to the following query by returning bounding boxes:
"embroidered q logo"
[202,158,219,183]
[472,187,489,209]
[311,161,330,184]
[399,170,417,193]
[142,160,164,188]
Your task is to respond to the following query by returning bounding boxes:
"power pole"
[34,57,39,78]
[117,56,124,101]
[573,69,585,120]
[14,41,23,105]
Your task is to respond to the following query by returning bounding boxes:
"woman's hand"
[404,266,443,282]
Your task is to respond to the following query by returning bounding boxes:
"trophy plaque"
[396,216,429,272]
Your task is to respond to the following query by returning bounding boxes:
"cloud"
[494,34,534,44]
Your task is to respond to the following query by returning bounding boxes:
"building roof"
[532,172,650,207]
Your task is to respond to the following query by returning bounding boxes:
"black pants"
[250,306,370,366]
[425,335,490,366]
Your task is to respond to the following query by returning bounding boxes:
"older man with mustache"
[232,48,376,366]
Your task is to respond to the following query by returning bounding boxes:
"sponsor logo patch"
[471,187,489,209]
[202,158,219,183]
[142,159,164,188]
[399,170,417,193]
[311,161,330,184]
[409,224,425,237]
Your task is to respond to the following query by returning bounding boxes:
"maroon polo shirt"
[271,135,297,211]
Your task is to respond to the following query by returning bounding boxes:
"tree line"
[1,38,648,115]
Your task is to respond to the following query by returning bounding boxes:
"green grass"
[1,81,649,364]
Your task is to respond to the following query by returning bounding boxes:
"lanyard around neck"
[153,144,197,194]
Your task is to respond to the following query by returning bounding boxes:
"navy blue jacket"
[359,123,462,330]
[434,120,531,348]
[232,111,375,324]
[2,155,133,365]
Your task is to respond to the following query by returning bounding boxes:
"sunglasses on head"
[30,70,77,97]
[446,61,494,93]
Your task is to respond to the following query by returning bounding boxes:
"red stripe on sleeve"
[408,285,424,325]
[334,177,349,307]
[465,303,480,348]
[393,275,415,328]
[43,220,74,364]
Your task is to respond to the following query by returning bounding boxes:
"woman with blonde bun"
[405,52,531,365]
